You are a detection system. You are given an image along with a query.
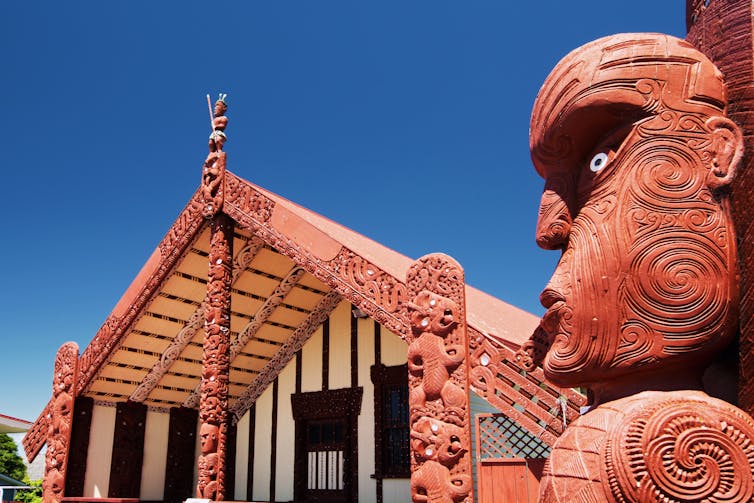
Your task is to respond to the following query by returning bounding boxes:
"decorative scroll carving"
[528,33,752,502]
[230,290,342,419]
[196,214,233,501]
[224,168,582,443]
[540,391,754,502]
[223,172,406,337]
[131,236,263,403]
[43,342,79,503]
[605,394,754,503]
[23,402,50,462]
[470,333,580,446]
[405,254,472,503]
[184,265,306,407]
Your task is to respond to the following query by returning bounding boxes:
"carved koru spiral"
[604,394,754,503]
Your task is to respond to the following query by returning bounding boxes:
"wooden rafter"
[129,237,264,403]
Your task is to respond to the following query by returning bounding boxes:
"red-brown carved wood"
[405,254,473,503]
[44,342,79,503]
[686,0,754,419]
[197,213,233,500]
[528,32,754,502]
[224,170,584,443]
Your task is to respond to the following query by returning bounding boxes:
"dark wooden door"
[301,418,348,502]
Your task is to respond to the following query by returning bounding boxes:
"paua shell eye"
[589,152,609,172]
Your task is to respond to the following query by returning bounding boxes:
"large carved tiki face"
[529,34,743,395]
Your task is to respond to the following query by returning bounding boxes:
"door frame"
[291,387,363,503]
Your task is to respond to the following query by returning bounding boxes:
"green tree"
[0,433,26,481]
[16,477,42,503]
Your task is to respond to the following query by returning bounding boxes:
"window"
[371,363,410,478]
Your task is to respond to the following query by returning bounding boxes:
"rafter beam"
[129,237,264,402]
[183,265,306,408]
[230,291,342,419]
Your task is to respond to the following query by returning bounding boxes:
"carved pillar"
[108,401,147,498]
[43,342,79,503]
[686,0,754,416]
[196,212,233,500]
[405,254,473,503]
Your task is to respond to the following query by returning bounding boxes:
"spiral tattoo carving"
[604,396,754,503]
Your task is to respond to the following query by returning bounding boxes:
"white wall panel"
[83,403,116,497]
[139,409,169,500]
[252,385,273,501]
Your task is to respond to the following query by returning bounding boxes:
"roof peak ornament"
[202,92,229,218]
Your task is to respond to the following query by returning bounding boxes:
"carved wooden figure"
[44,342,79,503]
[525,33,754,502]
[203,94,228,218]
[405,254,473,503]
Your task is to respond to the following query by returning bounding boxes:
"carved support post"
[405,254,473,503]
[44,342,79,503]
[196,213,233,500]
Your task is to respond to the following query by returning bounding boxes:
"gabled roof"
[24,169,584,461]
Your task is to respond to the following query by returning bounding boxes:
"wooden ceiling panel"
[239,340,280,359]
[147,387,190,404]
[232,354,269,373]
[98,365,149,383]
[233,272,280,299]
[256,324,294,343]
[109,348,159,368]
[192,228,212,253]
[230,294,264,319]
[228,383,249,397]
[169,360,201,376]
[267,305,308,328]
[180,343,203,361]
[156,374,199,392]
[229,368,257,386]
[120,332,172,355]
[250,248,295,276]
[176,251,210,278]
[163,275,207,304]
[297,272,329,292]
[89,380,136,397]
[135,314,184,338]
[149,295,198,320]
[282,287,323,310]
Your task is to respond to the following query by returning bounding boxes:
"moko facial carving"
[529,33,743,401]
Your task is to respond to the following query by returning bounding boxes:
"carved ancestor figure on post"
[202,93,228,218]
[523,33,754,502]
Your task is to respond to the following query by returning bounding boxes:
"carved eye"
[589,152,609,172]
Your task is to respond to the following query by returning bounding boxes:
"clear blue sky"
[0,2,685,424]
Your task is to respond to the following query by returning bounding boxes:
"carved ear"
[705,116,744,190]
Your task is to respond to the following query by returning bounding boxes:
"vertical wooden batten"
[108,401,147,498]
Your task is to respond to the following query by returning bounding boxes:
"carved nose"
[540,287,565,309]
[535,188,572,250]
